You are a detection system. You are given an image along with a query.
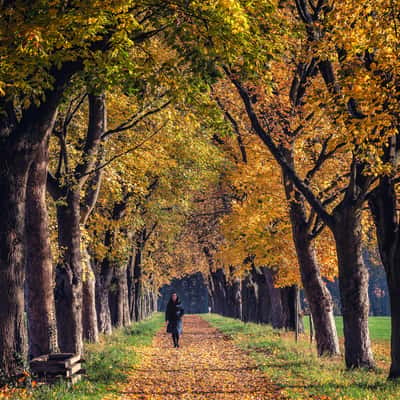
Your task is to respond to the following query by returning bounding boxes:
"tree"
[211,18,340,352]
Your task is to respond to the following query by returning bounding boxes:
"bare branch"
[305,136,346,183]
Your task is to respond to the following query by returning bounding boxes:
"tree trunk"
[369,177,400,378]
[332,205,374,369]
[94,216,118,334]
[152,291,158,314]
[109,284,117,327]
[109,265,130,327]
[282,156,339,355]
[253,267,272,324]
[210,269,228,315]
[96,281,113,334]
[141,290,147,320]
[127,255,136,321]
[225,276,242,319]
[134,239,143,321]
[207,276,216,313]
[241,273,258,322]
[95,260,113,335]
[280,285,303,331]
[293,230,339,355]
[261,268,285,329]
[25,138,58,358]
[55,190,83,355]
[0,155,29,377]
[387,274,400,379]
[82,250,98,343]
[122,270,131,325]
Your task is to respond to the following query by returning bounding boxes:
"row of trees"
[0,0,270,378]
[206,0,400,379]
[1,0,400,384]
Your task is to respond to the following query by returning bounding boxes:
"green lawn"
[303,316,391,341]
[6,313,164,400]
[203,314,399,400]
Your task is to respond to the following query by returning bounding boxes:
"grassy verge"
[2,313,164,400]
[203,314,399,400]
[303,316,391,341]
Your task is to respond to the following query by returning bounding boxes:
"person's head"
[170,292,178,303]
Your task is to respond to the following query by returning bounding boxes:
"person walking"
[165,292,184,348]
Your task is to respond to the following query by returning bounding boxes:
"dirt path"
[119,315,283,400]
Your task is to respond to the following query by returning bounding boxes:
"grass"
[3,313,164,400]
[203,314,400,400]
[303,316,391,341]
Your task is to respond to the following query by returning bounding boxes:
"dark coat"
[165,299,184,335]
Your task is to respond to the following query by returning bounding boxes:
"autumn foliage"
[1,0,400,389]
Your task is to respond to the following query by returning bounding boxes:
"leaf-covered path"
[118,315,283,400]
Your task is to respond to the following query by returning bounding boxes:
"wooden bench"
[30,353,85,385]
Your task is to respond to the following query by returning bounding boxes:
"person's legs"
[175,333,180,347]
[171,333,177,347]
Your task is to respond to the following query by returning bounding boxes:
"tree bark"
[95,258,113,335]
[82,250,99,343]
[127,254,136,321]
[210,269,228,315]
[252,267,272,324]
[293,227,339,356]
[109,265,130,327]
[0,156,29,376]
[387,277,400,379]
[288,201,339,355]
[55,190,83,355]
[134,232,145,321]
[261,268,285,329]
[207,275,216,313]
[121,267,131,325]
[280,285,303,331]
[369,177,400,378]
[241,273,258,322]
[94,220,118,333]
[25,137,58,358]
[226,275,242,319]
[332,205,374,368]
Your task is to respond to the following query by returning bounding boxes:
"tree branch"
[215,96,247,163]
[47,172,64,200]
[101,99,171,139]
[80,156,104,225]
[80,122,166,178]
[226,69,334,227]
[75,93,106,183]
